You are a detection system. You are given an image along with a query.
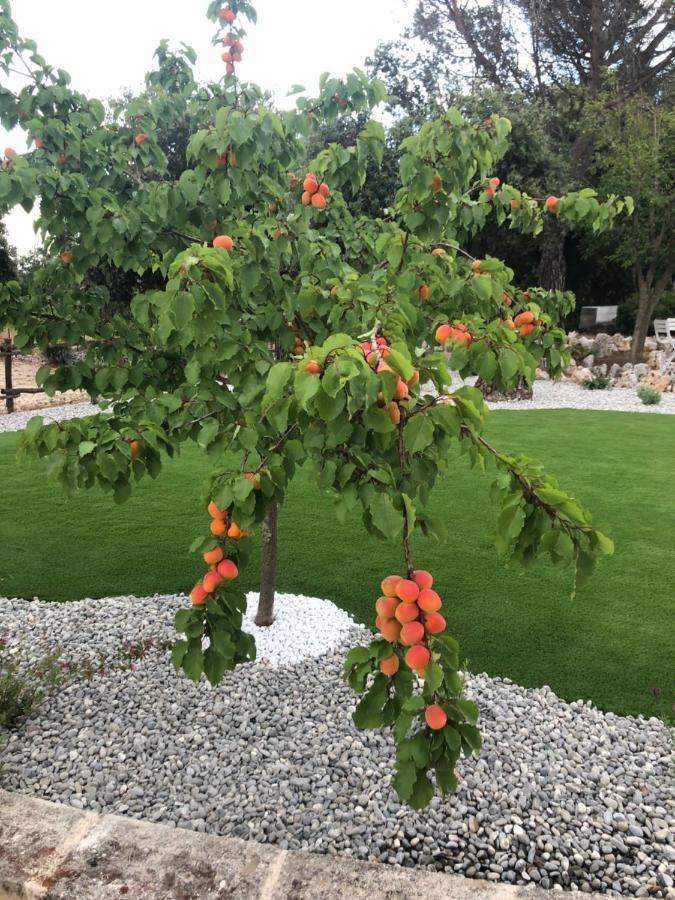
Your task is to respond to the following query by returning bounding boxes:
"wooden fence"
[0,338,44,414]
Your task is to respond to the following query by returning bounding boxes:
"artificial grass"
[0,409,673,721]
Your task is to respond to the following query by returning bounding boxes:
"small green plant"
[582,371,611,390]
[637,385,661,405]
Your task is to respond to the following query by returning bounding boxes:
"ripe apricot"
[395,602,420,624]
[220,8,236,22]
[317,182,330,198]
[208,501,227,520]
[213,234,233,250]
[227,522,243,540]
[217,559,238,580]
[380,654,400,676]
[303,175,318,194]
[61,250,74,265]
[400,621,425,646]
[417,284,429,301]
[395,579,420,603]
[418,589,442,613]
[510,198,520,209]
[489,176,500,190]
[128,439,140,459]
[544,195,558,212]
[425,704,447,730]
[435,323,454,344]
[203,570,223,593]
[405,645,430,670]
[190,584,207,605]
[135,133,147,145]
[431,175,442,192]
[222,50,233,62]
[387,401,401,425]
[232,53,242,62]
[424,611,446,634]
[57,153,66,166]
[375,596,399,619]
[244,472,261,490]
[407,369,420,387]
[3,147,16,160]
[514,311,535,327]
[304,360,321,375]
[431,248,446,256]
[211,518,227,536]
[311,193,326,210]
[381,575,402,597]
[484,186,494,197]
[380,618,402,643]
[393,379,409,401]
[203,546,224,566]
[301,190,312,205]
[413,570,433,590]
[472,259,481,272]
[519,323,534,336]
[34,137,44,149]
[226,63,235,74]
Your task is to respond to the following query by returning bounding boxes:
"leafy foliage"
[0,0,625,806]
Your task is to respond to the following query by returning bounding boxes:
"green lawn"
[1,409,673,721]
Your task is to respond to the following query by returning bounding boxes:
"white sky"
[2,0,408,256]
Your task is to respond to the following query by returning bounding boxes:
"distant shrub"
[637,386,661,405]
[582,373,611,390]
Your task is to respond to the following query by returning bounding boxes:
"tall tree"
[0,218,16,283]
[582,89,673,358]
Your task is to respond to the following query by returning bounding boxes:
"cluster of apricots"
[222,33,244,73]
[301,174,330,210]
[360,335,420,425]
[482,176,500,198]
[435,322,472,349]
[189,541,240,606]
[513,310,540,337]
[287,321,305,358]
[375,570,449,731]
[205,489,257,544]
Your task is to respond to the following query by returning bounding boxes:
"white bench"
[653,319,675,375]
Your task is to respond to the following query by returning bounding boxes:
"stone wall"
[562,333,673,391]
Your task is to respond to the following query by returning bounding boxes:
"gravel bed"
[0,401,100,433]
[1,594,673,897]
[484,381,675,415]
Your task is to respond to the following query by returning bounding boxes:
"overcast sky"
[2,0,408,256]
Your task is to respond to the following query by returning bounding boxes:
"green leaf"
[174,609,192,633]
[392,760,416,802]
[171,640,188,669]
[182,642,203,681]
[203,647,228,685]
[352,673,389,728]
[404,415,434,454]
[409,770,434,810]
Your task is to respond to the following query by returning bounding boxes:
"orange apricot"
[208,501,227,520]
[213,234,233,250]
[128,439,141,459]
[395,602,420,624]
[244,472,261,490]
[417,284,429,301]
[405,645,430,670]
[418,589,442,613]
[380,618,402,643]
[303,175,318,194]
[431,248,446,256]
[190,584,207,606]
[514,311,535,326]
[304,360,321,375]
[393,379,409,401]
[472,259,482,272]
[425,704,447,730]
[375,596,399,619]
[435,323,453,344]
[424,611,446,634]
[301,190,312,205]
[396,579,420,602]
[203,570,223,593]
[431,175,442,192]
[203,546,224,566]
[519,323,534,336]
[387,401,401,426]
[134,133,147,145]
[381,575,402,597]
[210,518,227,536]
[317,182,330,198]
[61,250,74,265]
[510,198,520,209]
[227,522,243,540]
[380,654,400,676]
[544,195,558,212]
[400,621,425,646]
[311,193,326,210]
[407,369,420,387]
[217,559,238,580]
[413,570,433,590]
[489,176,500,190]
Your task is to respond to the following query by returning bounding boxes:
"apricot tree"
[0,0,628,808]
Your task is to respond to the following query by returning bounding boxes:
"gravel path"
[0,401,100,434]
[1,593,673,897]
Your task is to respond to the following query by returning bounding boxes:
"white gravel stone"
[0,401,100,434]
[1,593,673,898]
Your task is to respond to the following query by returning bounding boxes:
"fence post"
[2,338,13,414]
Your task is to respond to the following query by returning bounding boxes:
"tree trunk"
[631,294,653,362]
[475,375,533,402]
[537,221,567,291]
[255,501,278,626]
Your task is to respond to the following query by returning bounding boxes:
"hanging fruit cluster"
[358,333,420,426]
[344,568,482,809]
[301,173,330,209]
[435,322,472,348]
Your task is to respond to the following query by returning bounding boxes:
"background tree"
[581,88,674,358]
[0,0,625,807]
[0,218,16,283]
